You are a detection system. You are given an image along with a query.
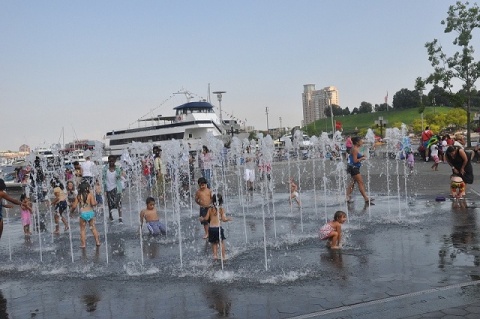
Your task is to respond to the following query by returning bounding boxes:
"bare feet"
[64,226,69,231]
[330,246,340,250]
[79,245,86,248]
[53,230,60,235]
[203,235,208,239]
[96,242,101,246]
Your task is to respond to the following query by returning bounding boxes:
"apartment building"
[302,84,339,126]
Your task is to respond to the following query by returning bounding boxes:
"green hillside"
[304,106,451,135]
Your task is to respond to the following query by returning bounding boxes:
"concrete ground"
[1,155,480,319]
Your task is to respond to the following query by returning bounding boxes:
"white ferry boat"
[105,101,224,155]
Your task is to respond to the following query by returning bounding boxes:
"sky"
[0,0,469,151]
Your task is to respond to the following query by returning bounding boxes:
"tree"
[374,103,391,112]
[323,104,342,117]
[342,107,351,115]
[392,88,419,109]
[420,1,480,146]
[427,85,453,107]
[358,101,373,113]
[351,107,359,114]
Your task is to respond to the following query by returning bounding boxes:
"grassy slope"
[306,106,450,134]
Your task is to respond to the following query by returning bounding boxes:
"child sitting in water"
[139,197,166,236]
[20,194,32,235]
[450,174,466,199]
[199,193,232,261]
[319,211,347,250]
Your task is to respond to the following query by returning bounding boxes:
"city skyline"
[0,1,468,150]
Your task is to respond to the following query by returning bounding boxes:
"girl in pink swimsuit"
[319,211,347,249]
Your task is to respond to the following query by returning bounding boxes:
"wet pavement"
[1,157,480,318]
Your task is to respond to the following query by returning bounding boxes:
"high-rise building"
[302,85,339,126]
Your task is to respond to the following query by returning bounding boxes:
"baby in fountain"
[450,174,466,199]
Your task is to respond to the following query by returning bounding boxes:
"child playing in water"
[289,177,301,207]
[199,193,232,260]
[195,177,212,239]
[139,197,166,236]
[430,143,440,171]
[406,150,415,174]
[66,181,77,214]
[50,179,69,234]
[450,174,466,199]
[20,194,32,235]
[70,182,101,248]
[319,211,347,249]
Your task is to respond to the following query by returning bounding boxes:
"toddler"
[450,174,466,199]
[319,211,347,249]
[20,194,32,235]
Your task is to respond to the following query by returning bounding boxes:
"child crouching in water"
[450,174,466,199]
[20,194,32,235]
[199,193,232,261]
[139,197,166,236]
[319,211,347,249]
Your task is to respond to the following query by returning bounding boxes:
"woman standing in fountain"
[345,137,374,205]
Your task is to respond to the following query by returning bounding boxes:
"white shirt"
[430,144,439,157]
[81,160,95,177]
[105,169,117,191]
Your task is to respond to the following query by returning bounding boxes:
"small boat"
[105,100,224,155]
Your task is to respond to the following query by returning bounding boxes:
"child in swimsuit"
[20,194,32,235]
[50,179,69,234]
[66,181,77,214]
[319,211,347,250]
[195,177,212,239]
[199,193,232,261]
[70,182,101,248]
[139,197,166,236]
[289,177,301,207]
[450,174,466,199]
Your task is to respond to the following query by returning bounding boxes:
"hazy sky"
[0,0,467,151]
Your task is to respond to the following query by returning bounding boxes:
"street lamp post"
[327,90,334,134]
[265,107,270,136]
[212,91,226,128]
[417,87,424,131]
[375,116,388,138]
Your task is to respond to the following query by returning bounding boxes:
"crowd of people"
[0,129,478,252]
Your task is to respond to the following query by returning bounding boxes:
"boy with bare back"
[289,177,301,207]
[199,193,232,260]
[195,177,212,239]
[139,197,166,236]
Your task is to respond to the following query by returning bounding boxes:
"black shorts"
[347,165,360,177]
[199,207,209,225]
[208,226,225,243]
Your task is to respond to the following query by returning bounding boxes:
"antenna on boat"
[207,83,211,103]
[173,89,194,102]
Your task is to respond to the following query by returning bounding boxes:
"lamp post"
[417,87,424,131]
[212,91,226,124]
[375,116,388,138]
[327,90,334,134]
[265,107,270,136]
